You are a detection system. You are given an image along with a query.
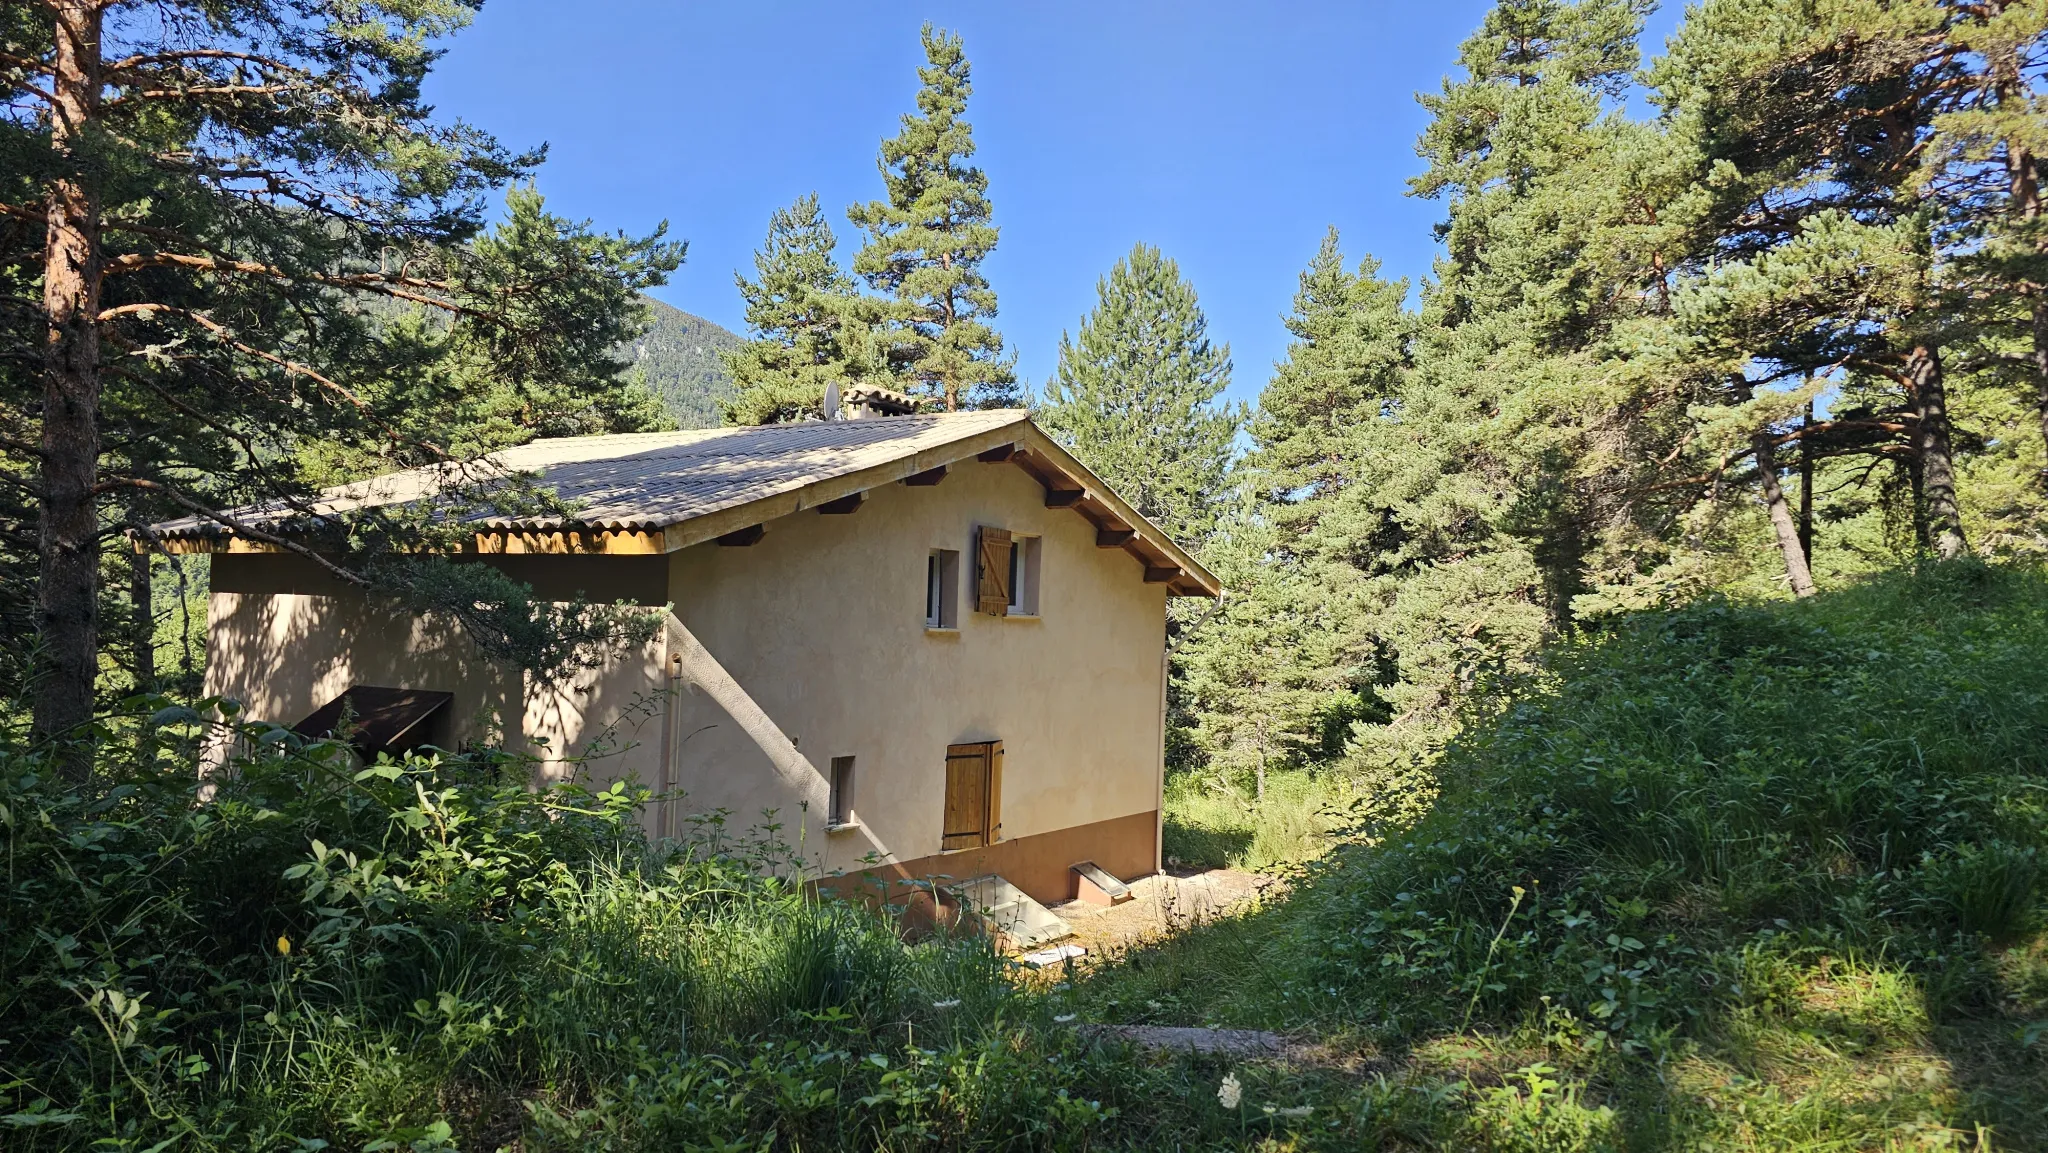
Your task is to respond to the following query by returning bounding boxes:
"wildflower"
[275,936,291,957]
[1217,1072,1242,1109]
[931,999,961,1010]
[1053,1013,1076,1023]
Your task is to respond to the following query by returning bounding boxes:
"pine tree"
[1038,244,1239,546]
[1648,0,1983,563]
[1300,0,1664,771]
[299,185,680,485]
[1250,228,1412,552]
[0,1,679,761]
[1176,494,1369,797]
[722,194,875,424]
[1174,232,1413,791]
[847,25,1015,411]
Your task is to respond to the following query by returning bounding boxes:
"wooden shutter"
[976,527,1013,616]
[986,740,1003,843]
[943,743,991,849]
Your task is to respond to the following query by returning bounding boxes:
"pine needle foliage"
[1178,0,2048,788]
[1038,243,1239,547]
[0,0,683,740]
[721,193,877,424]
[847,24,1016,411]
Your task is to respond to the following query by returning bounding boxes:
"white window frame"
[926,548,960,629]
[828,755,857,827]
[1008,535,1042,617]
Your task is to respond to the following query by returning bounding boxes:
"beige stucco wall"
[661,455,1170,877]
[201,455,1170,880]
[203,557,670,791]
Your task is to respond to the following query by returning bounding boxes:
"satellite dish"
[823,381,842,421]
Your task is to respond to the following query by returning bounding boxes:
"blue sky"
[424,2,1684,407]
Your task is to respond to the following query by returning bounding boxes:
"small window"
[1008,535,1041,616]
[926,549,960,628]
[942,740,1003,849]
[829,756,856,826]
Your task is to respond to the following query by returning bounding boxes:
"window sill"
[1003,613,1041,622]
[824,820,862,834]
[925,626,959,637]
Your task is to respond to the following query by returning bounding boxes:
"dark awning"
[292,685,454,759]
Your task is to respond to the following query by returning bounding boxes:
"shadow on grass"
[1160,814,1253,871]
[1073,566,2048,1149]
[1070,883,1308,1032]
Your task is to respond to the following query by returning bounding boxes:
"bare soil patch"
[1041,867,1280,959]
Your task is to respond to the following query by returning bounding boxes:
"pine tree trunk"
[33,3,107,769]
[1754,432,1816,598]
[1798,401,1815,566]
[1254,721,1267,802]
[2002,121,2048,485]
[1907,455,1931,554]
[1908,344,1968,560]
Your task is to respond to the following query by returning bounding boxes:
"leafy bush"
[1286,562,2048,1052]
[0,711,1150,1150]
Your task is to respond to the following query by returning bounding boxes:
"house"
[157,410,1219,905]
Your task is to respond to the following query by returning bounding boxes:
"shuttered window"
[926,549,959,628]
[975,526,1013,616]
[941,740,1004,850]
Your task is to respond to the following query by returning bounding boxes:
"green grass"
[0,730,1151,1150]
[1160,766,1356,872]
[1078,562,2048,1149]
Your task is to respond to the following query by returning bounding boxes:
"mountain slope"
[626,297,743,429]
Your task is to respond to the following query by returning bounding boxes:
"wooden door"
[942,740,1004,849]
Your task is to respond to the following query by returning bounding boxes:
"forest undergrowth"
[11,563,2048,1150]
[1084,561,2048,1150]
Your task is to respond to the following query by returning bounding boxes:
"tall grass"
[0,719,1155,1150]
[1285,562,2048,1047]
[1081,562,2048,1149]
[1161,768,1354,871]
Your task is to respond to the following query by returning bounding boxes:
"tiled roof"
[155,410,1030,537]
[150,408,1221,595]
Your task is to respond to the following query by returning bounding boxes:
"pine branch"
[97,303,445,457]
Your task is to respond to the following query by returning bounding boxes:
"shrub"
[0,708,1141,1151]
[1285,563,2048,1050]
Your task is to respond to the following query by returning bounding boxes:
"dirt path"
[1079,1024,1308,1058]
[1039,867,1280,959]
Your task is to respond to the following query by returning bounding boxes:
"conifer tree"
[1256,0,1665,774]
[1250,228,1412,552]
[848,25,1015,410]
[0,0,679,761]
[722,194,874,424]
[1038,244,1239,546]
[1175,232,1413,791]
[298,185,679,485]
[1649,0,1981,562]
[1176,495,1366,797]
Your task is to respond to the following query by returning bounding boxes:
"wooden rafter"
[716,524,765,547]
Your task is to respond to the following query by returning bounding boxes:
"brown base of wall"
[828,809,1158,908]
